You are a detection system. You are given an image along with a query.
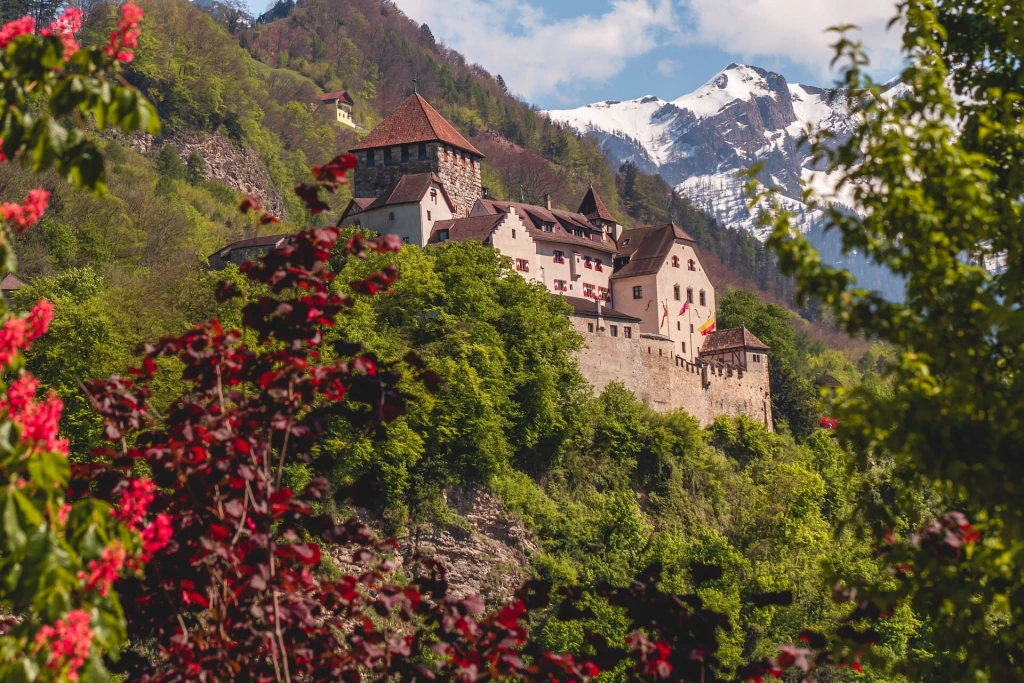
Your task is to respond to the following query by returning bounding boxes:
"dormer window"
[437,229,450,242]
[543,222,554,232]
[574,229,583,238]
[400,145,409,162]
[688,259,697,271]
[595,259,603,272]
[366,150,375,167]
[621,238,630,246]
[672,256,680,268]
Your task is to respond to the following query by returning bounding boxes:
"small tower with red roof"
[350,94,484,218]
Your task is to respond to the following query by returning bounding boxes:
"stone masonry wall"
[353,142,482,218]
[571,317,773,429]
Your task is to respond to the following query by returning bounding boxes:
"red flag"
[679,303,689,315]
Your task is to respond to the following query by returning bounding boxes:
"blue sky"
[247,0,905,110]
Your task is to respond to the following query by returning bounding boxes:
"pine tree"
[419,23,435,47]
[496,74,507,93]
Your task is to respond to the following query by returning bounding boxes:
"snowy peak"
[671,63,787,119]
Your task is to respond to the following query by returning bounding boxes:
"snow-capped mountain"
[545,64,910,298]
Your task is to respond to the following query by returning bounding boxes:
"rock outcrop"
[128,131,286,218]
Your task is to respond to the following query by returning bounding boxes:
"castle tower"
[578,185,622,241]
[350,94,484,218]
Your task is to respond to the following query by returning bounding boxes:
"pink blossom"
[0,374,69,455]
[140,513,172,561]
[115,478,156,528]
[0,299,52,367]
[40,7,83,59]
[25,299,54,343]
[0,16,34,49]
[0,188,49,232]
[34,609,93,681]
[104,2,142,63]
[57,502,71,525]
[78,542,126,596]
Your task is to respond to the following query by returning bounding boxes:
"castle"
[332,93,773,429]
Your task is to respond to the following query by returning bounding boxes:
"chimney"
[544,193,552,210]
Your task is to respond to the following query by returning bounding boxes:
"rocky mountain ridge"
[545,64,909,298]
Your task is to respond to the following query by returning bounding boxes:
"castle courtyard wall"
[571,316,773,429]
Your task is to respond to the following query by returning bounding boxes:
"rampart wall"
[571,317,773,429]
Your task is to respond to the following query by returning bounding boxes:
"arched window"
[699,290,706,307]
[673,284,681,301]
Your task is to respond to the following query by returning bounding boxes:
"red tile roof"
[428,214,506,244]
[577,186,616,223]
[475,199,617,254]
[366,173,454,212]
[700,327,769,353]
[555,294,641,321]
[1,273,25,291]
[350,93,483,157]
[610,223,697,279]
[319,91,354,106]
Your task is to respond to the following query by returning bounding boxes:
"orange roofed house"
[334,92,772,427]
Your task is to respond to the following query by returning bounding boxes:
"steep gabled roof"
[427,214,505,245]
[1,273,25,292]
[337,197,375,224]
[610,223,697,279]
[366,173,456,212]
[319,90,354,106]
[350,93,483,156]
[555,294,641,321]
[475,199,616,254]
[814,371,843,388]
[700,327,770,354]
[577,186,616,223]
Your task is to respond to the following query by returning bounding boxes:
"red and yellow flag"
[698,316,716,336]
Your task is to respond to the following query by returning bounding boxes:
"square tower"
[350,94,483,218]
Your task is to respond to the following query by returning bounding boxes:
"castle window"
[512,229,516,239]
[583,283,595,298]
[543,222,554,232]
[403,236,410,244]
[632,285,642,299]
[384,148,392,165]
[400,145,409,162]
[687,288,693,304]
[431,189,438,203]
[595,259,603,271]
[553,250,565,264]
[673,284,680,301]
[682,341,686,353]
[610,325,618,337]
[554,279,567,292]
[621,238,630,245]
[688,259,697,271]
[588,323,594,333]
[427,211,432,221]
[753,354,761,363]
[624,327,632,339]
[699,290,706,306]
[437,229,450,242]
[389,211,395,221]
[672,256,680,268]
[418,143,428,160]
[677,321,681,331]
[574,229,584,238]
[515,258,529,272]
[584,256,593,269]
[366,150,375,167]
[690,324,694,333]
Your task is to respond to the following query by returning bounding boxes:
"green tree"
[750,0,1024,678]
[155,144,185,179]
[185,150,207,184]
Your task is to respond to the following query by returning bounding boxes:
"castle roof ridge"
[350,93,483,157]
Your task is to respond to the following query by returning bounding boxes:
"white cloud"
[656,58,681,77]
[680,0,905,78]
[392,0,679,102]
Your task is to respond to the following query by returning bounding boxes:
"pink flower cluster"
[0,15,33,49]
[115,478,156,527]
[0,188,49,232]
[140,513,172,562]
[40,7,84,59]
[0,299,54,366]
[78,543,126,596]
[104,2,143,63]
[34,609,93,681]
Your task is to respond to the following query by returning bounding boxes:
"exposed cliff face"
[351,486,534,604]
[545,63,910,300]
[129,131,286,218]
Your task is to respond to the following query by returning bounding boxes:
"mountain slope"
[546,64,909,299]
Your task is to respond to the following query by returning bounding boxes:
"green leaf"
[1,490,27,553]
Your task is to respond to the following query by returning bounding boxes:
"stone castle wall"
[570,317,773,429]
[353,143,482,218]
